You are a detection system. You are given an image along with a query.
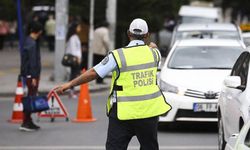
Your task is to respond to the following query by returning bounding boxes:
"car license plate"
[193,103,218,112]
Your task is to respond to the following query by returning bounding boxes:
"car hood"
[160,69,231,92]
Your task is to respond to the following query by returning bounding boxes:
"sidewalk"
[0,46,110,97]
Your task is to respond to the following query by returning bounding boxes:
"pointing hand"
[54,82,72,94]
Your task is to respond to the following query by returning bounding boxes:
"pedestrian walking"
[0,20,9,50]
[90,21,110,84]
[55,18,171,150]
[78,18,89,70]
[8,20,17,49]
[45,14,55,52]
[65,22,82,99]
[20,21,43,131]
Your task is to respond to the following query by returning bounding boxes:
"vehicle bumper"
[160,92,218,122]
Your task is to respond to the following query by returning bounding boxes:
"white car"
[170,23,243,47]
[225,120,250,150]
[178,5,221,24]
[243,32,250,47]
[159,39,245,124]
[218,49,250,150]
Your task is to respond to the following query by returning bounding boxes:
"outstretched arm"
[55,68,98,94]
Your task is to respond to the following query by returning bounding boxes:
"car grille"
[176,109,217,119]
[184,89,219,99]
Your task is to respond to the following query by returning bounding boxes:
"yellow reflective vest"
[107,45,171,120]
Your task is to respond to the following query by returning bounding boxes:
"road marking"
[43,62,52,68]
[0,146,217,150]
[0,68,18,76]
[9,68,19,73]
[0,71,5,76]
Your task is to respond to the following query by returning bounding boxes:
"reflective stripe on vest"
[117,91,162,102]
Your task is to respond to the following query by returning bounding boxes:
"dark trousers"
[106,116,159,150]
[70,64,80,80]
[46,35,55,51]
[70,64,80,90]
[81,43,88,70]
[81,51,88,70]
[93,54,105,83]
[23,77,40,123]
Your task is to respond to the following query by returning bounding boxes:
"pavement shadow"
[158,122,218,133]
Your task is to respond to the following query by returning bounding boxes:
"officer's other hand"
[54,82,72,94]
[149,42,158,48]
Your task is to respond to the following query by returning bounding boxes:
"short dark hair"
[66,21,80,42]
[28,21,43,34]
[131,34,145,40]
[128,30,146,40]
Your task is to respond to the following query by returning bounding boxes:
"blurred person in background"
[90,21,110,84]
[77,18,89,70]
[20,21,43,131]
[8,20,17,49]
[0,20,9,50]
[65,22,82,99]
[45,14,55,52]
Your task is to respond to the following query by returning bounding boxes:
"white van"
[178,5,221,23]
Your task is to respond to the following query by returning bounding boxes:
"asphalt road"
[0,90,218,150]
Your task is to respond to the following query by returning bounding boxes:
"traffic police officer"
[56,18,172,150]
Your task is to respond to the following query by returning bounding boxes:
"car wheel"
[218,113,226,150]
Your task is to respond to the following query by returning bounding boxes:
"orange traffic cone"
[8,75,24,123]
[72,70,96,122]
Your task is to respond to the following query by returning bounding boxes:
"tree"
[69,0,107,26]
[116,0,187,47]
[0,0,16,20]
[221,0,250,22]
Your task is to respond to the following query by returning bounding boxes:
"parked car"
[225,120,250,150]
[159,39,245,124]
[242,32,250,47]
[170,23,243,47]
[218,49,250,150]
[178,5,221,24]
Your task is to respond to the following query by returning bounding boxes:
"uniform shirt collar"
[127,40,145,47]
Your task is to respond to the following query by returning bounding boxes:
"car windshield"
[176,31,240,40]
[168,46,243,69]
[181,16,215,23]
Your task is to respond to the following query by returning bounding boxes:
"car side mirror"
[224,76,241,89]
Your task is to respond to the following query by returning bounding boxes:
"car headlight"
[160,80,179,93]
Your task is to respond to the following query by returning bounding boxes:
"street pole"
[88,0,95,69]
[16,0,25,86]
[106,0,117,50]
[16,0,24,57]
[54,0,68,82]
